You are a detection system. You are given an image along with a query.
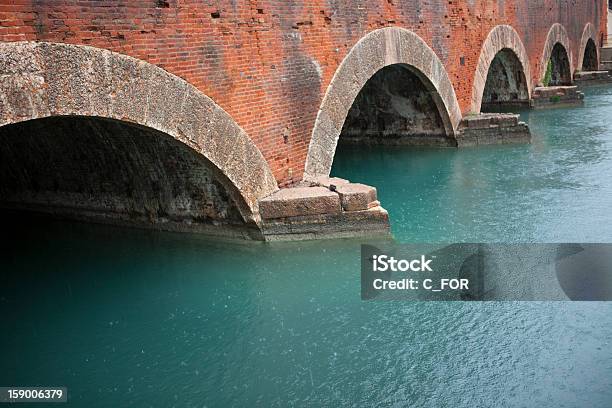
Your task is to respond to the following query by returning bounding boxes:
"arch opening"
[481,48,530,111]
[582,38,599,71]
[0,116,260,238]
[337,64,454,149]
[548,43,572,86]
[305,27,462,178]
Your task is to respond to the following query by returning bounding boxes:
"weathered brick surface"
[0,1,606,185]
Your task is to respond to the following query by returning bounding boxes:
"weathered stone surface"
[462,113,519,127]
[261,206,390,241]
[259,187,341,219]
[145,69,190,135]
[335,183,378,212]
[457,113,531,146]
[306,176,349,188]
[530,86,584,109]
[108,52,152,124]
[491,114,519,127]
[574,71,612,85]
[257,179,389,240]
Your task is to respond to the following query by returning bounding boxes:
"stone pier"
[455,113,531,147]
[574,71,612,86]
[258,177,389,241]
[530,86,584,109]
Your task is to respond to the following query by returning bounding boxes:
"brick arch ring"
[0,41,278,223]
[577,22,599,71]
[304,26,462,178]
[470,25,532,114]
[538,23,573,85]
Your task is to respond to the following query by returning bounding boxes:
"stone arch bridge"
[0,1,608,240]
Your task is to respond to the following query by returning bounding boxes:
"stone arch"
[0,41,277,222]
[539,23,573,85]
[470,25,532,113]
[578,23,599,71]
[304,27,462,178]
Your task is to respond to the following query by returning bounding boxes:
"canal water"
[3,86,612,407]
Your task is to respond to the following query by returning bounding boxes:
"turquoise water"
[334,88,612,243]
[3,86,612,407]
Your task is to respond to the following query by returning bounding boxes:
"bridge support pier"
[530,86,584,109]
[456,114,531,147]
[258,177,389,241]
[574,71,612,86]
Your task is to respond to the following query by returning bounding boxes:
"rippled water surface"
[3,86,612,407]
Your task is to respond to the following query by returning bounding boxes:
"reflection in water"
[2,87,612,407]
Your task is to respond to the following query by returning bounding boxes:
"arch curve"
[0,41,277,221]
[577,22,599,71]
[304,27,462,178]
[470,25,532,113]
[539,23,573,84]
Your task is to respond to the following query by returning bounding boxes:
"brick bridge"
[0,1,608,240]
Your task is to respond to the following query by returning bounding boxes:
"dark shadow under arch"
[549,43,572,86]
[582,38,599,71]
[470,25,532,114]
[0,116,262,238]
[337,64,455,148]
[539,24,573,86]
[481,48,530,111]
[305,27,462,178]
[0,41,278,222]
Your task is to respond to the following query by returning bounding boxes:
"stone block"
[459,113,531,146]
[465,115,491,129]
[502,123,531,144]
[573,71,609,81]
[461,113,518,130]
[477,130,503,145]
[531,86,584,109]
[259,187,341,219]
[335,183,377,211]
[260,205,390,241]
[491,114,519,127]
[456,134,478,147]
[306,175,349,188]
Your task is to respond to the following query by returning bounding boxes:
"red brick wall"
[0,1,607,186]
